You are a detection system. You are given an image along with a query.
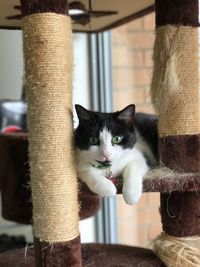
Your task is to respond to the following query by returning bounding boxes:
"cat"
[75,104,158,205]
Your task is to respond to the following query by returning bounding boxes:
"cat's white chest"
[77,146,149,205]
[92,146,147,177]
[107,159,128,176]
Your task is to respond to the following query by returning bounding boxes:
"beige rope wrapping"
[153,232,200,267]
[151,26,200,137]
[22,13,79,242]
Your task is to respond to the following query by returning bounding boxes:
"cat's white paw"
[92,178,117,197]
[122,189,142,205]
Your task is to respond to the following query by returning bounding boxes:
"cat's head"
[75,105,136,165]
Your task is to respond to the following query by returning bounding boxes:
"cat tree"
[150,0,200,265]
[0,0,199,266]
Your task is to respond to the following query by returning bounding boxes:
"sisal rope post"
[21,1,82,266]
[23,13,79,243]
[150,0,200,266]
[153,232,200,267]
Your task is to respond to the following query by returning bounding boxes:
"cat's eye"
[89,137,99,145]
[112,135,123,144]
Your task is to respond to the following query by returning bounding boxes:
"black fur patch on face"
[75,105,136,150]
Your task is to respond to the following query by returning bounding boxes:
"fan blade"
[14,6,21,10]
[71,14,90,25]
[89,11,118,17]
[6,15,22,20]
[71,10,117,21]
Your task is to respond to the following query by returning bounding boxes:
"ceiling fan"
[7,1,118,26]
[69,0,118,25]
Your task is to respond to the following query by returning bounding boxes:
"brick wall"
[112,13,155,113]
[111,12,162,248]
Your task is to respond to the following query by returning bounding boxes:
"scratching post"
[20,1,81,266]
[151,0,200,266]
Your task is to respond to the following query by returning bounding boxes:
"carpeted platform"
[0,243,165,267]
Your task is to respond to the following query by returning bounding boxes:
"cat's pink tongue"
[106,175,119,185]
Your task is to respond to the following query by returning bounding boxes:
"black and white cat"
[75,104,158,205]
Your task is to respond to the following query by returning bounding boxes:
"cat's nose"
[102,154,110,162]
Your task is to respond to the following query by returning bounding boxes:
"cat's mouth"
[96,160,111,167]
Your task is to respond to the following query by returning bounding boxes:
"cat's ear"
[118,104,135,125]
[75,104,91,121]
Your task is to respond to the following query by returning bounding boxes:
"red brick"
[144,50,153,67]
[147,193,160,208]
[113,89,135,110]
[144,87,152,104]
[116,197,136,219]
[128,32,155,50]
[112,45,129,67]
[138,226,149,248]
[136,194,148,209]
[147,224,162,241]
[113,68,134,89]
[127,50,144,67]
[138,209,149,226]
[134,88,145,104]
[147,208,161,224]
[118,224,138,245]
[112,47,144,68]
[136,104,154,114]
[127,18,143,31]
[112,25,128,45]
[133,68,152,86]
[143,13,155,31]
